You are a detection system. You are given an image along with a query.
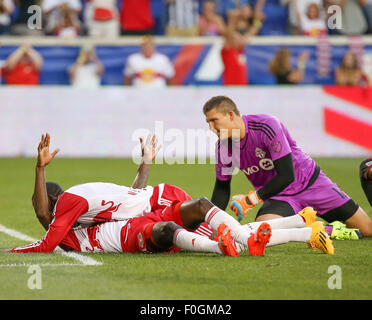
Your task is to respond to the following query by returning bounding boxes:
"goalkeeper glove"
[229,191,262,221]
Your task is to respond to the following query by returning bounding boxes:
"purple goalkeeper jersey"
[215,114,316,196]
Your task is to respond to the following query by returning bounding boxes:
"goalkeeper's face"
[205,108,238,140]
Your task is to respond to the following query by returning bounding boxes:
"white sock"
[205,206,250,246]
[267,228,312,247]
[247,215,306,231]
[173,229,222,254]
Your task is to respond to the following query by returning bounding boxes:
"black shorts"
[256,199,359,223]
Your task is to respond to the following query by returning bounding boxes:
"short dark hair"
[46,182,64,198]
[202,96,240,116]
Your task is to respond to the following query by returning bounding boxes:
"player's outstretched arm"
[33,133,60,230]
[211,178,232,210]
[230,153,295,220]
[131,134,161,189]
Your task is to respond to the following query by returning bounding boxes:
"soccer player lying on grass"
[5,198,334,256]
[204,95,372,239]
[2,134,334,255]
[360,158,372,207]
[31,132,162,231]
[13,132,209,252]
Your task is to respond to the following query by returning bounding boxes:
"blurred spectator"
[42,0,82,35]
[11,0,44,36]
[56,8,80,38]
[221,30,248,85]
[220,12,250,85]
[2,43,43,85]
[226,0,265,37]
[360,0,372,33]
[324,0,367,35]
[199,0,226,36]
[269,48,310,84]
[85,0,119,38]
[68,45,104,88]
[0,0,15,35]
[123,36,174,88]
[281,0,323,35]
[335,50,363,85]
[120,0,154,35]
[226,0,266,36]
[296,2,327,35]
[166,0,199,37]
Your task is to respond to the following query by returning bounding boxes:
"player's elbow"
[277,170,295,188]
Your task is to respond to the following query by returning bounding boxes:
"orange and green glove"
[229,191,262,221]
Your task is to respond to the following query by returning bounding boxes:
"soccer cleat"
[298,207,317,226]
[247,222,272,256]
[217,224,239,257]
[328,221,363,240]
[308,221,335,255]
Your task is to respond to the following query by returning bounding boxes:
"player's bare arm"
[33,133,60,230]
[131,134,161,189]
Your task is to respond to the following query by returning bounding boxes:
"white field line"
[0,263,87,267]
[0,224,103,266]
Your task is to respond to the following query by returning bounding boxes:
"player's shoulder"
[244,113,280,123]
[244,114,284,141]
[245,114,283,129]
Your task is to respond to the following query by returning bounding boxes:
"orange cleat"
[217,224,239,257]
[247,222,272,256]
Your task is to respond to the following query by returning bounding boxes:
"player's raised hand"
[36,133,60,168]
[139,134,162,164]
[229,191,262,221]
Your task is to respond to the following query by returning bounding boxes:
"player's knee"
[196,197,214,216]
[152,221,181,248]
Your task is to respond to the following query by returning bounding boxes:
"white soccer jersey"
[64,182,154,227]
[123,52,175,88]
[73,220,128,253]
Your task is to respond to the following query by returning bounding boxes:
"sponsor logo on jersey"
[255,147,266,159]
[241,158,274,176]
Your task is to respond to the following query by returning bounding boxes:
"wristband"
[253,19,262,28]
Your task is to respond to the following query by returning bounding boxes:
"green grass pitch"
[0,157,371,300]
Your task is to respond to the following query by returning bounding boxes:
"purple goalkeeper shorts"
[257,168,359,222]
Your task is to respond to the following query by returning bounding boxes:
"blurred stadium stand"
[1,36,371,86]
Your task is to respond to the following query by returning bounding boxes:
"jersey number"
[94,200,122,222]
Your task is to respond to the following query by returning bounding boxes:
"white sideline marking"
[0,224,103,266]
[0,263,87,267]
